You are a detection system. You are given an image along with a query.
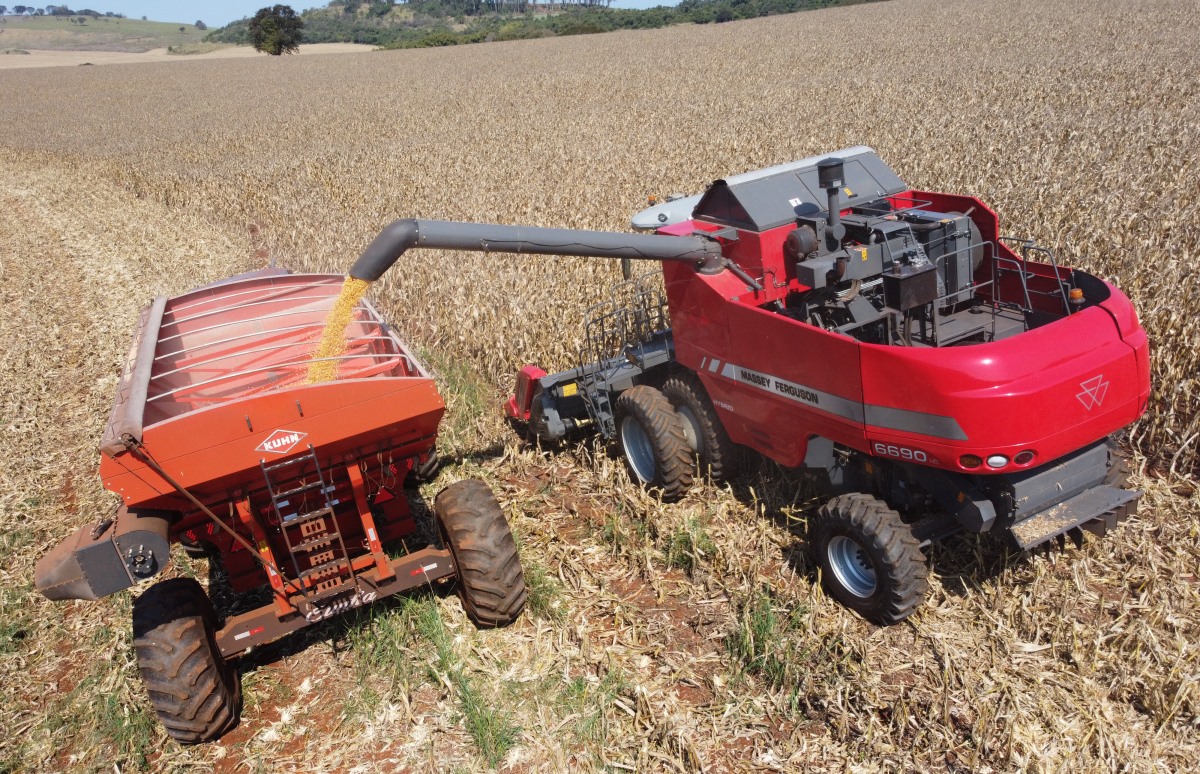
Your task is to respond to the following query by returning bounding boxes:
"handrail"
[147,353,416,402]
[149,336,398,383]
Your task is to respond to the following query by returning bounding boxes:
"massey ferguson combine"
[500,146,1149,625]
[287,147,1146,627]
[36,271,526,742]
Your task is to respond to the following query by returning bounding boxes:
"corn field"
[0,0,1197,770]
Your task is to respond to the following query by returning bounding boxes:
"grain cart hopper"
[36,270,527,743]
[506,147,1146,625]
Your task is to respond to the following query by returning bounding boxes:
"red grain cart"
[36,269,526,742]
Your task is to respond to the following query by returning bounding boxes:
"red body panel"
[661,205,1151,473]
[100,378,443,508]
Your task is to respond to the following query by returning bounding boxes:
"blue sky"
[105,1,673,28]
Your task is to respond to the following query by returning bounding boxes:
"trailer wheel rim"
[675,404,703,455]
[827,535,877,598]
[620,416,657,484]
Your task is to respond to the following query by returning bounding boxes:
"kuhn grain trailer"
[36,270,526,742]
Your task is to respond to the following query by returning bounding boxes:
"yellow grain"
[306,276,372,383]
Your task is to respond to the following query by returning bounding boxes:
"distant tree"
[194,19,206,29]
[12,5,26,14]
[0,5,8,14]
[249,5,303,55]
[140,15,145,20]
[33,6,42,12]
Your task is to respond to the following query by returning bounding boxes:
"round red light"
[1014,450,1035,465]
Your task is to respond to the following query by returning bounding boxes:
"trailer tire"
[614,385,693,502]
[812,493,928,625]
[180,539,211,560]
[405,452,441,487]
[663,372,739,482]
[132,578,240,744]
[435,479,527,628]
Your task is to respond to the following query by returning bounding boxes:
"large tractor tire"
[614,385,693,502]
[811,493,929,625]
[435,479,527,628]
[132,578,240,744]
[663,371,740,482]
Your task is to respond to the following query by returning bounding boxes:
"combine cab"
[37,270,526,742]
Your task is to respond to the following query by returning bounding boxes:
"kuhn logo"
[255,429,307,454]
[1076,375,1109,411]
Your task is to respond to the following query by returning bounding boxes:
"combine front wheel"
[614,385,693,501]
[811,493,928,625]
[435,479,527,628]
[663,372,739,482]
[132,578,240,744]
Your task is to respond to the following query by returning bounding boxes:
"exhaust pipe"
[817,158,846,253]
[35,506,171,602]
[349,219,726,282]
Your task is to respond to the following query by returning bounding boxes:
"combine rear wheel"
[663,372,739,482]
[435,479,527,628]
[614,385,693,501]
[811,493,928,625]
[132,578,240,744]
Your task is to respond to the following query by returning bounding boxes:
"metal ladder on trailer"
[260,446,356,605]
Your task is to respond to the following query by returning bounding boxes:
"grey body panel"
[630,146,880,230]
[1005,440,1111,519]
[35,507,172,601]
[1008,485,1139,549]
[533,335,675,441]
[691,150,908,233]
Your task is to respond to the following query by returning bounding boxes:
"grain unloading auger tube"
[347,217,734,282]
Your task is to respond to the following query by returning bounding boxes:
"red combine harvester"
[510,147,1149,624]
[269,148,1144,627]
[36,271,526,742]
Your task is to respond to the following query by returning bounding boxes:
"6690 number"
[872,442,936,464]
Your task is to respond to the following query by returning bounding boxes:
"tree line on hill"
[0,5,121,16]
[210,0,880,51]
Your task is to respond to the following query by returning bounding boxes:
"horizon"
[0,1,681,28]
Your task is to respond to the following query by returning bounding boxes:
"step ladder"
[260,446,356,604]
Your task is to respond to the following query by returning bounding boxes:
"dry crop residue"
[0,0,1197,771]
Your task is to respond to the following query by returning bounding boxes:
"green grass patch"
[166,42,229,55]
[557,668,626,746]
[665,516,716,576]
[414,602,520,767]
[522,559,566,622]
[0,15,208,53]
[725,588,857,712]
[418,347,491,454]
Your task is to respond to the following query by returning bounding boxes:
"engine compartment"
[670,151,1094,349]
